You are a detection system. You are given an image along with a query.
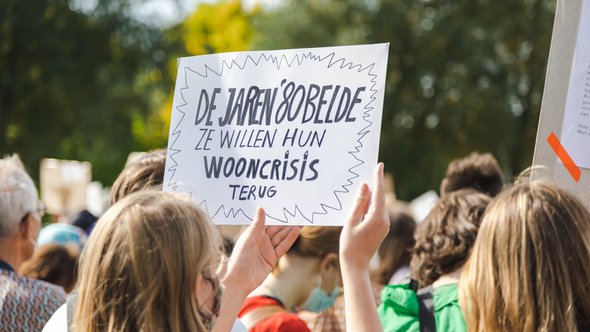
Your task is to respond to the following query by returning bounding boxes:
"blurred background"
[0,0,556,203]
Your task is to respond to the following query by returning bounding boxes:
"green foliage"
[252,0,555,199]
[132,0,255,150]
[0,0,170,184]
[0,0,556,200]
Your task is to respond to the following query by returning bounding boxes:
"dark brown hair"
[441,152,504,197]
[20,243,80,293]
[110,149,166,206]
[373,204,416,285]
[411,189,490,287]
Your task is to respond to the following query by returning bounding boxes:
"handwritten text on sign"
[164,44,388,225]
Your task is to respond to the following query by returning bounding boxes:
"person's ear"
[19,214,34,240]
[319,253,339,272]
[319,253,341,290]
[194,273,208,309]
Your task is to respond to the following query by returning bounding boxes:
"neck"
[432,268,462,287]
[251,272,306,310]
[0,238,23,272]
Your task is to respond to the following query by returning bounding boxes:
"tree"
[252,0,555,199]
[132,0,255,150]
[0,0,170,183]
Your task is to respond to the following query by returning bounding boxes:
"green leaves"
[252,0,556,199]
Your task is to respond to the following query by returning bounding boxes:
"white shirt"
[43,303,247,332]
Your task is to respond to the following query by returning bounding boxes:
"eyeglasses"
[35,204,47,218]
[20,203,47,223]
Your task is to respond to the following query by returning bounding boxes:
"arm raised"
[340,163,390,332]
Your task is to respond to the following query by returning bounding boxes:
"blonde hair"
[460,180,590,331]
[74,191,221,332]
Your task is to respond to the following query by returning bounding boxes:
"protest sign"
[40,158,92,216]
[164,44,389,225]
[533,0,590,209]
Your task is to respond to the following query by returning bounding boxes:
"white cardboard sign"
[164,44,389,225]
[560,0,590,169]
[532,0,590,209]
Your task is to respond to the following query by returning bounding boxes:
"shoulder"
[25,276,67,307]
[259,313,310,332]
[1,271,66,305]
[239,296,283,316]
[433,283,460,310]
[378,284,419,332]
[379,283,465,332]
[380,283,418,312]
[433,284,466,330]
[239,296,310,332]
[42,304,68,332]
[0,272,66,331]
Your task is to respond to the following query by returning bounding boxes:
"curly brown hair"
[441,152,504,197]
[410,189,490,287]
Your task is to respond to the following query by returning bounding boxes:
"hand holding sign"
[165,44,388,225]
[339,163,390,332]
[339,163,390,270]
[223,207,300,296]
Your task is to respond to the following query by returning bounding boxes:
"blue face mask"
[299,286,340,313]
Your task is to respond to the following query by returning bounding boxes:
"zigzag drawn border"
[165,49,380,224]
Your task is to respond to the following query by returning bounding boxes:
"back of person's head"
[109,149,166,206]
[75,191,220,332]
[460,179,590,332]
[373,203,416,285]
[37,223,87,249]
[440,152,504,197]
[69,210,97,235]
[0,154,38,240]
[410,189,490,287]
[288,226,342,259]
[20,243,80,293]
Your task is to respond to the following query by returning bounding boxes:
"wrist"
[339,253,370,272]
[221,277,250,300]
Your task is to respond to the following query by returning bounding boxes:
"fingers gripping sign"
[340,163,390,269]
[339,163,390,332]
[212,208,300,332]
[223,207,300,295]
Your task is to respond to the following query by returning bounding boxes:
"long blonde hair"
[74,191,220,332]
[460,180,590,331]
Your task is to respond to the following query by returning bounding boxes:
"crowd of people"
[1,150,590,332]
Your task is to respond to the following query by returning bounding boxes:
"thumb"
[252,207,266,229]
[347,183,370,227]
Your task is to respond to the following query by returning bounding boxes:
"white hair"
[0,154,37,239]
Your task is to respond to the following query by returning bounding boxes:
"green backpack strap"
[410,280,436,332]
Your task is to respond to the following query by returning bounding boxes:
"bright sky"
[69,0,280,27]
[132,0,280,27]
